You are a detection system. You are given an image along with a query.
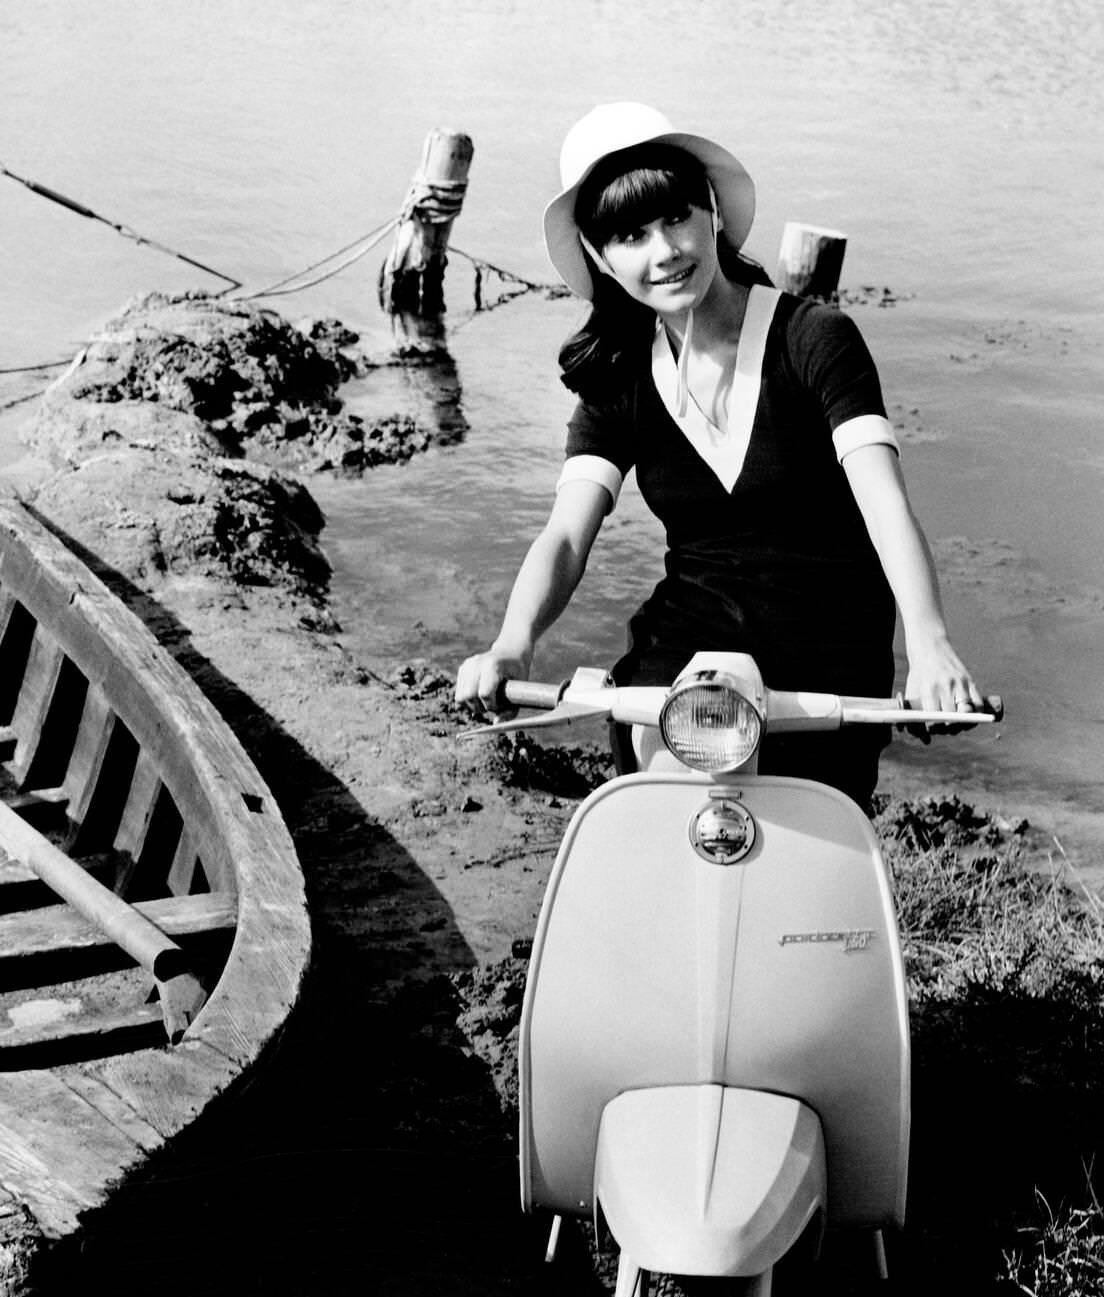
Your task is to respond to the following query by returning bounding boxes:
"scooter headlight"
[659,672,763,773]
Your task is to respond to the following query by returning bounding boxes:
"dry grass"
[1001,1182,1104,1296]
[873,795,1104,1294]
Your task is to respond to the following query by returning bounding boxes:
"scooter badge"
[688,793,756,864]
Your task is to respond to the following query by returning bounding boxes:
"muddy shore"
[0,293,1085,1294]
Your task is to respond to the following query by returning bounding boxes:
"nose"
[651,224,682,260]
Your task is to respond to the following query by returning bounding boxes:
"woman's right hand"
[454,647,532,719]
[453,481,608,721]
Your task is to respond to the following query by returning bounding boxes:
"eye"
[609,226,645,247]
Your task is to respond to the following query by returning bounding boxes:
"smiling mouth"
[651,266,694,286]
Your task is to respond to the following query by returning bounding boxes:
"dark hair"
[558,143,771,400]
[576,143,713,250]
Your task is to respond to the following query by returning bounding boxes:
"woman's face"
[595,201,719,318]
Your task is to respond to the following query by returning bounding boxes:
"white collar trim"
[651,285,781,492]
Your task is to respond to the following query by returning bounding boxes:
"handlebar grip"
[496,679,567,711]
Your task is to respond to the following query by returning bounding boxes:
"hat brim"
[543,130,756,300]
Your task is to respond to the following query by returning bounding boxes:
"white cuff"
[833,414,900,463]
[556,454,624,508]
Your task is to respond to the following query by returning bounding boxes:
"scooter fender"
[594,1084,827,1278]
[518,771,909,1230]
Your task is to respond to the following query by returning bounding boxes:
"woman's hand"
[904,634,986,740]
[454,647,532,719]
[842,445,988,740]
[454,479,611,721]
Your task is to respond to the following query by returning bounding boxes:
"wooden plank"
[81,1036,244,1139]
[0,589,15,640]
[165,830,198,895]
[6,630,64,786]
[0,1067,171,1237]
[0,999,166,1055]
[51,1067,163,1151]
[111,749,161,873]
[57,686,116,834]
[0,891,236,962]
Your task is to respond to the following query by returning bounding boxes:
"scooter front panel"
[518,772,908,1228]
[594,1085,827,1277]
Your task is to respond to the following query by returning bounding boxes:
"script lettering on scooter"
[778,929,876,952]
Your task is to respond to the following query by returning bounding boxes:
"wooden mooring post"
[775,221,847,299]
[379,128,474,316]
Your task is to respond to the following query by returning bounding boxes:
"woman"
[455,102,984,808]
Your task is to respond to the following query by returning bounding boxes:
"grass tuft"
[872,795,1104,1293]
[1002,1179,1104,1295]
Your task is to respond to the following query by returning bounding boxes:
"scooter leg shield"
[595,1085,826,1278]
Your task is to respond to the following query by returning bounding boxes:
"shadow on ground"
[16,551,590,1297]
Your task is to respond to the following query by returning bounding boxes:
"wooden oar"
[0,800,207,1043]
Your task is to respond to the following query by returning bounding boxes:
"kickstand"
[544,1213,563,1263]
[873,1228,889,1281]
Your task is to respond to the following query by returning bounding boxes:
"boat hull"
[0,495,310,1245]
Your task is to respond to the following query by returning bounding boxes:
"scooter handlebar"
[837,692,1004,727]
[498,679,568,711]
[482,676,1004,734]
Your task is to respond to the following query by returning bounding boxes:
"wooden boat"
[0,494,310,1254]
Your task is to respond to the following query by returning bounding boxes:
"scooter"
[465,651,1000,1296]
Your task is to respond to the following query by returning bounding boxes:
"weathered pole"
[379,128,474,316]
[775,221,847,299]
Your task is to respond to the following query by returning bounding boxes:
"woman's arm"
[842,443,984,715]
[455,478,611,714]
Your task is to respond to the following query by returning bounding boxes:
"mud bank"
[0,293,1081,1295]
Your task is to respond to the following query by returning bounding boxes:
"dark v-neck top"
[564,292,897,696]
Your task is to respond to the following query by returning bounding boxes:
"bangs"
[576,144,712,248]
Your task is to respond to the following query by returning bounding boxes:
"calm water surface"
[3,0,1103,851]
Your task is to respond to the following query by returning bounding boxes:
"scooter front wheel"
[617,1259,772,1297]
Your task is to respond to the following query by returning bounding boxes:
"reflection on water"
[383,313,470,447]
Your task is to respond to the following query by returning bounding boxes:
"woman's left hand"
[904,636,986,740]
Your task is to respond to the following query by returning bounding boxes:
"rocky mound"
[27,291,429,475]
[16,292,441,599]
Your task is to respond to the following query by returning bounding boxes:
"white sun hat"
[543,102,756,300]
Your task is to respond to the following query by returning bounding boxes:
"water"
[3,0,1103,855]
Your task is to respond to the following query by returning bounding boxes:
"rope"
[0,389,49,414]
[1,161,242,290]
[0,359,70,374]
[236,217,400,300]
[398,174,468,225]
[448,245,570,310]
